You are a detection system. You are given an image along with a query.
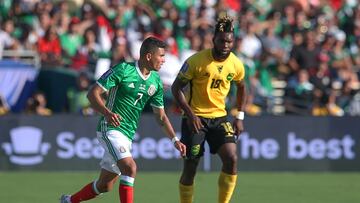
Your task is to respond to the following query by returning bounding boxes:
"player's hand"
[233,119,244,140]
[187,114,203,134]
[174,141,186,157]
[104,111,122,127]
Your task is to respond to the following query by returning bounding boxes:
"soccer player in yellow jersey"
[172,16,246,203]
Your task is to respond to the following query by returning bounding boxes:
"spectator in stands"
[155,19,179,57]
[285,69,314,115]
[71,28,101,72]
[158,45,181,113]
[34,12,52,38]
[179,31,202,64]
[67,72,94,116]
[310,56,344,116]
[288,31,304,77]
[338,76,360,116]
[289,30,321,76]
[0,19,19,59]
[25,91,52,116]
[349,36,360,70]
[260,25,286,79]
[52,1,71,36]
[59,17,84,66]
[329,30,355,77]
[111,26,133,65]
[233,36,262,116]
[37,25,62,67]
[240,20,262,66]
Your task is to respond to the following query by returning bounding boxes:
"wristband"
[235,111,245,120]
[171,136,180,144]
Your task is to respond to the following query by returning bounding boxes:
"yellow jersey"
[177,49,245,118]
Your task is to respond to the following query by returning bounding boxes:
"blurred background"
[0,0,359,116]
[0,1,360,202]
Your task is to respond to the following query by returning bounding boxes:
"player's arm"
[233,80,246,137]
[152,107,186,156]
[171,77,203,133]
[87,83,121,127]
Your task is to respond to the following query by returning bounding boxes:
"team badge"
[119,146,126,153]
[191,145,200,156]
[148,85,156,96]
[226,73,234,81]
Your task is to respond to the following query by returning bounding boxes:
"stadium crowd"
[0,0,359,116]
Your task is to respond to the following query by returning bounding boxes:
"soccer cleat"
[60,194,71,203]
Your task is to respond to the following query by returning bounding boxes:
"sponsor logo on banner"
[1,126,51,165]
[238,132,356,160]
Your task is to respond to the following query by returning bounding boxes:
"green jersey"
[96,62,164,140]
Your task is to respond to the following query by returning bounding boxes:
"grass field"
[1,172,360,203]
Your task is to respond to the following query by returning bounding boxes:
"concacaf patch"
[100,68,114,80]
[148,84,156,96]
[180,62,189,73]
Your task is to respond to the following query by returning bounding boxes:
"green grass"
[0,172,360,203]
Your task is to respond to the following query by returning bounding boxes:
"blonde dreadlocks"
[215,15,234,35]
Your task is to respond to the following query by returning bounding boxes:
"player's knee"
[119,162,137,177]
[182,168,197,179]
[97,181,114,193]
[180,171,196,185]
[223,153,238,169]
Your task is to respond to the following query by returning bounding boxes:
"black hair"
[140,37,167,56]
[214,15,234,36]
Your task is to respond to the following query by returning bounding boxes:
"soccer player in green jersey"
[60,37,186,203]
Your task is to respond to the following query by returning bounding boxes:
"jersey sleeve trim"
[150,104,164,109]
[96,81,108,91]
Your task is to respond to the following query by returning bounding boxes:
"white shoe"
[60,194,71,203]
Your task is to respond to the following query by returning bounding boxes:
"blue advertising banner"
[0,115,359,171]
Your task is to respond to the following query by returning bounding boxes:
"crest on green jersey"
[148,85,156,96]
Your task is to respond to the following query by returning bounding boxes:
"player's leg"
[100,130,135,203]
[96,169,119,192]
[217,143,238,203]
[68,169,119,203]
[179,117,207,203]
[208,118,238,203]
[117,157,136,203]
[179,158,200,203]
[60,131,121,203]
